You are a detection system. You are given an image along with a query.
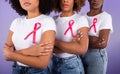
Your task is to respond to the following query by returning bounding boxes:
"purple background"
[0,0,120,74]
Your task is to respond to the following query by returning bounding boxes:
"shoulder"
[11,17,25,24]
[10,17,25,31]
[101,11,112,19]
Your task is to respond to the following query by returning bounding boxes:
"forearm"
[10,51,52,69]
[56,28,89,55]
[89,29,110,49]
[15,48,31,55]
[56,40,88,55]
[89,36,106,49]
[15,41,53,56]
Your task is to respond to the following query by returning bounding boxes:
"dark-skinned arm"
[89,29,110,49]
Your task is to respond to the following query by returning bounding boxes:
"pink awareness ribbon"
[89,18,97,33]
[64,20,74,38]
[24,22,41,44]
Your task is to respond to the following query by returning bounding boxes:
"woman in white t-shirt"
[51,0,89,74]
[77,0,113,74]
[3,0,56,74]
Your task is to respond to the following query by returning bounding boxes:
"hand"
[89,37,105,45]
[18,41,53,57]
[3,44,14,61]
[98,38,106,45]
[72,31,83,42]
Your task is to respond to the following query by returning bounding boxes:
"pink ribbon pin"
[64,20,74,38]
[89,18,97,33]
[24,22,41,44]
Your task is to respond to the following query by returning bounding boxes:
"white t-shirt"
[84,11,113,37]
[10,14,56,66]
[54,14,89,58]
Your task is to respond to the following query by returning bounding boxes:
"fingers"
[98,38,106,45]
[40,41,53,52]
[73,31,83,42]
[4,44,10,49]
[43,46,53,53]
[33,45,53,56]
[34,50,52,56]
[27,41,53,56]
[77,31,83,37]
[39,41,52,46]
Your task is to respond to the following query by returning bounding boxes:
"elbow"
[34,60,49,69]
[36,65,47,69]
[77,46,88,55]
[40,64,48,69]
[99,44,107,49]
[77,42,89,55]
[81,47,88,55]
[36,63,48,69]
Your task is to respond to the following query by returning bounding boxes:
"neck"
[61,11,74,17]
[27,10,41,19]
[87,9,103,16]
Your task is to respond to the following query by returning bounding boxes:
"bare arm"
[4,30,14,48]
[4,30,55,69]
[89,29,110,49]
[55,27,89,55]
[3,30,14,60]
[4,30,52,56]
[15,41,53,56]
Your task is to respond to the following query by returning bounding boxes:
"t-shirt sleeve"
[9,18,17,32]
[42,17,56,32]
[77,16,89,28]
[99,14,113,33]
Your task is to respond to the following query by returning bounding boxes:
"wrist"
[8,50,15,61]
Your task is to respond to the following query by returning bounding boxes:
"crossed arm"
[54,29,110,54]
[54,27,89,55]
[3,30,55,69]
[88,29,110,49]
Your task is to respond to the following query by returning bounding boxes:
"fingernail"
[80,32,83,35]
[81,35,83,37]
